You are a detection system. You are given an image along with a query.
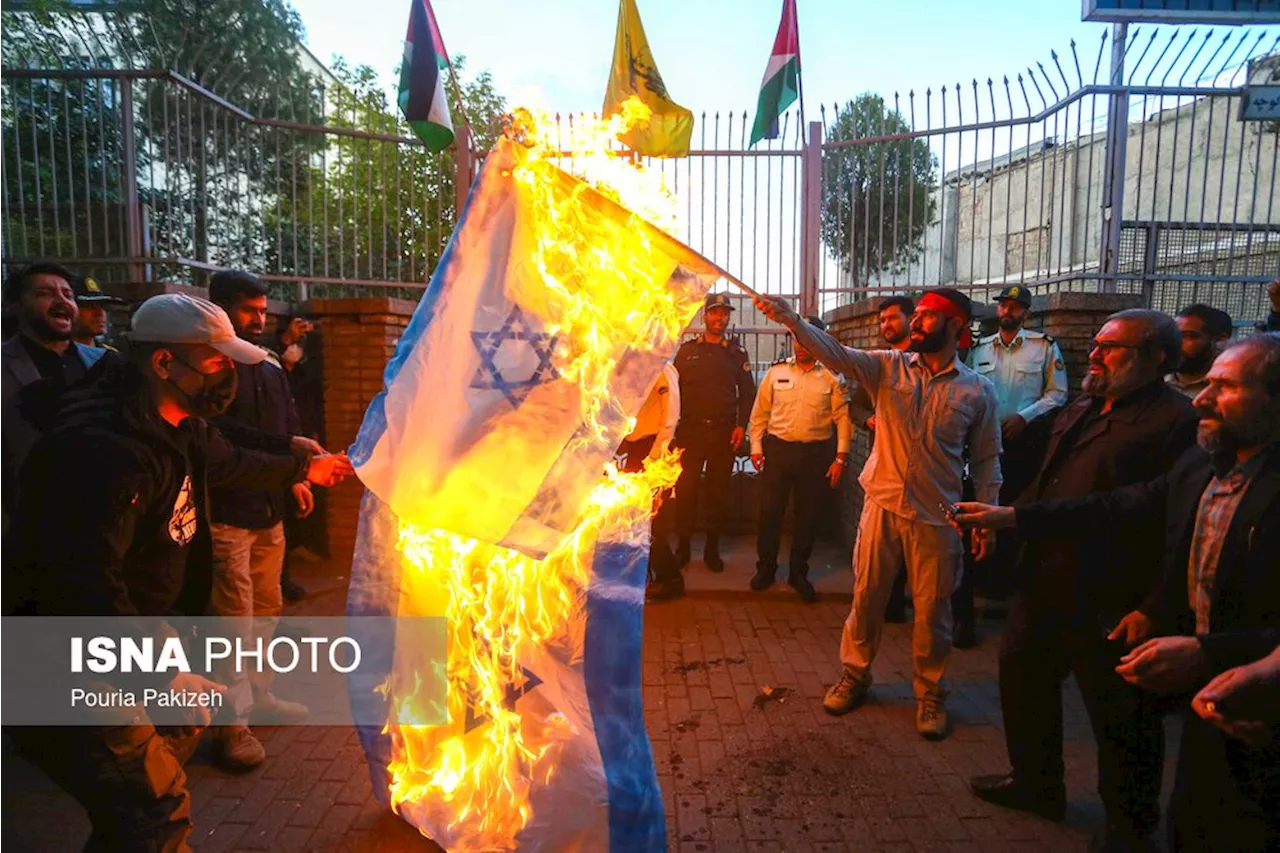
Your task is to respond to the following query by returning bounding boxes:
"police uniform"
[969,285,1068,502]
[672,294,756,568]
[747,338,851,596]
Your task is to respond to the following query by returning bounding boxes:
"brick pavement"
[3,537,1171,851]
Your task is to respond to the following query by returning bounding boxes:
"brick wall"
[823,291,1145,549]
[310,297,417,563]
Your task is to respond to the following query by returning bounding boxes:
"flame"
[383,99,703,850]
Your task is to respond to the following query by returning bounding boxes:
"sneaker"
[788,576,817,603]
[822,672,869,715]
[250,694,309,725]
[749,568,775,591]
[704,550,724,573]
[215,725,266,770]
[952,619,977,649]
[916,697,949,740]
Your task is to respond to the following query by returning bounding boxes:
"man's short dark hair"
[878,295,915,317]
[208,269,267,310]
[1176,303,1233,339]
[3,262,76,305]
[1108,308,1181,372]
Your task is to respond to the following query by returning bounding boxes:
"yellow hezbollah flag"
[602,0,694,158]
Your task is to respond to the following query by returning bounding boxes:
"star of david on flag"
[470,306,561,408]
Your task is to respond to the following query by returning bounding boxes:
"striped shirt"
[1187,450,1270,633]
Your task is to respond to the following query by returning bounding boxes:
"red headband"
[916,292,972,349]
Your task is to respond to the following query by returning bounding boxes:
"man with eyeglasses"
[967,309,1197,851]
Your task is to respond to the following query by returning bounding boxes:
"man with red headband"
[754,288,1001,740]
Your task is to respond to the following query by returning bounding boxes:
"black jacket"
[10,361,309,618]
[673,336,756,428]
[1014,382,1198,622]
[210,355,304,529]
[1017,445,1280,675]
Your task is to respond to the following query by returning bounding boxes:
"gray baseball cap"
[129,293,266,364]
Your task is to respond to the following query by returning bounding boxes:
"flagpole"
[794,0,805,143]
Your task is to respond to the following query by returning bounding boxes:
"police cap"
[72,274,127,305]
[995,284,1031,307]
[704,292,735,312]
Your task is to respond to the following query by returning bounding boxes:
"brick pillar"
[1025,291,1144,394]
[309,297,418,563]
[824,298,888,550]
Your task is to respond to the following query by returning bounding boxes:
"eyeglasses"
[1090,339,1144,354]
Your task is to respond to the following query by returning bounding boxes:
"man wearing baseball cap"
[71,273,127,350]
[7,293,353,851]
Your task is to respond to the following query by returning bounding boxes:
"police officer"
[71,274,126,350]
[968,284,1067,601]
[748,315,852,602]
[672,292,756,571]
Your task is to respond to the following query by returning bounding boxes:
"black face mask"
[167,356,239,418]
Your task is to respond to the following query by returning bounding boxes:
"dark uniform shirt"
[672,335,755,427]
[19,334,87,388]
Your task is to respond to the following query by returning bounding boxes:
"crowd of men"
[2,263,352,850]
[2,259,1278,852]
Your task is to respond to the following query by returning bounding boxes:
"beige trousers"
[209,522,286,724]
[839,500,962,700]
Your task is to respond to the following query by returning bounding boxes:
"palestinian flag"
[750,0,801,146]
[399,0,454,151]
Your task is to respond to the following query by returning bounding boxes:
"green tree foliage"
[263,56,506,295]
[2,2,506,293]
[822,94,938,282]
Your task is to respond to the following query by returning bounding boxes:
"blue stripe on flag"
[584,543,666,852]
[346,491,404,806]
[348,157,487,467]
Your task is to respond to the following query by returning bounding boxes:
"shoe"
[675,539,691,569]
[749,568,775,591]
[884,605,908,623]
[1088,826,1157,853]
[214,725,266,771]
[822,671,869,715]
[646,575,685,602]
[788,576,817,603]
[250,693,309,725]
[969,773,1067,821]
[916,697,949,740]
[288,545,324,563]
[281,575,307,603]
[952,620,977,649]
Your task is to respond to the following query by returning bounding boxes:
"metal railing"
[3,13,1277,331]
[813,25,1280,317]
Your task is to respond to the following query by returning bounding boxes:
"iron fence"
[3,12,1278,332]
[814,25,1280,318]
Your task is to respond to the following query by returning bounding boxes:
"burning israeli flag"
[347,110,721,851]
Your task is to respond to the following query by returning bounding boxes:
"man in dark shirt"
[206,270,329,770]
[1,263,108,533]
[8,292,352,852]
[969,310,1198,851]
[671,292,756,572]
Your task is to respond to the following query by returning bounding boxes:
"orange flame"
[383,99,703,850]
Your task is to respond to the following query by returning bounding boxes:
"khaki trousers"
[839,500,962,700]
[209,522,286,724]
